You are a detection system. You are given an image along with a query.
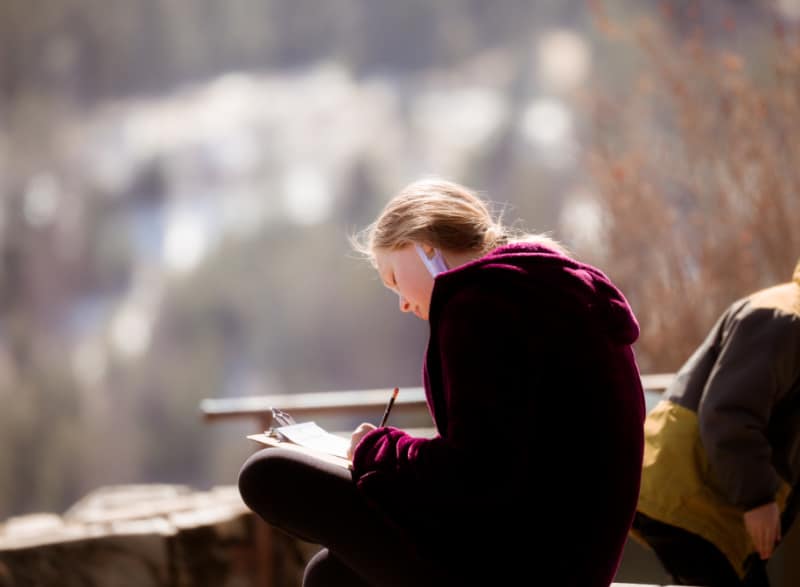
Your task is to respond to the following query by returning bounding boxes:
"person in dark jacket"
[632,258,800,587]
[238,178,646,586]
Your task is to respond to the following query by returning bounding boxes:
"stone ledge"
[0,484,315,587]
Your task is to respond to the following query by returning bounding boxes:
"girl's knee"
[238,449,291,520]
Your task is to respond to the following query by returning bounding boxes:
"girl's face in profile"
[374,245,436,320]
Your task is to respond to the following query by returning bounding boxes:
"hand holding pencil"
[348,387,399,459]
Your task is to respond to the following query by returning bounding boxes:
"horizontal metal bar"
[201,387,427,421]
[201,373,674,421]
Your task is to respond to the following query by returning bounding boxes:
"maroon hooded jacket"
[352,243,645,586]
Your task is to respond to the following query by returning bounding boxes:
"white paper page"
[274,422,351,459]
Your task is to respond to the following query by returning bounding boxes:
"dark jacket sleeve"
[698,308,799,509]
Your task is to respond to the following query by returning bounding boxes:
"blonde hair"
[351,178,565,266]
[794,258,800,286]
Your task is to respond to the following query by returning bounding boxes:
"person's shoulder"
[725,287,800,352]
[747,281,800,318]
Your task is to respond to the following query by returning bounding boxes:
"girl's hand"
[348,422,376,459]
[744,501,781,559]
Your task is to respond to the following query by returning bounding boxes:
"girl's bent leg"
[238,448,445,587]
[238,447,354,544]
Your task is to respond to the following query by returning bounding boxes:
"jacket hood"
[446,242,640,345]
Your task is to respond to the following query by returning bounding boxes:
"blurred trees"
[584,7,800,372]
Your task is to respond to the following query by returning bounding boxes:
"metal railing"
[200,373,675,433]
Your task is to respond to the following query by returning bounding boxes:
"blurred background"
[1,0,799,520]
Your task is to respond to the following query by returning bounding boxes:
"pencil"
[379,387,399,427]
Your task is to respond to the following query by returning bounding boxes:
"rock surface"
[0,484,316,587]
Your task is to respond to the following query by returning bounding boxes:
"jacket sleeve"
[698,308,800,510]
[351,282,533,518]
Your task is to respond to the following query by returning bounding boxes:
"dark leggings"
[633,512,770,587]
[238,448,448,587]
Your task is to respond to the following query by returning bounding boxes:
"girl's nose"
[398,295,412,313]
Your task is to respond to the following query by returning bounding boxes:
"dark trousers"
[632,512,770,587]
[238,448,449,587]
